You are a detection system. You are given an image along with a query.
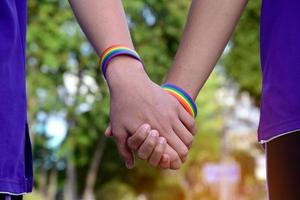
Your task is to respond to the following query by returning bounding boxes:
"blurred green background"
[25,0,266,199]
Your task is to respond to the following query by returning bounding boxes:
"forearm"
[69,0,144,86]
[69,0,133,55]
[166,0,247,99]
[69,0,193,169]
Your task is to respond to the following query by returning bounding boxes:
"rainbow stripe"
[99,45,143,79]
[161,83,197,118]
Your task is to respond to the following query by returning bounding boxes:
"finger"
[173,119,194,149]
[170,157,183,170]
[148,137,167,167]
[104,124,113,137]
[179,107,197,135]
[159,154,170,169]
[159,143,182,170]
[164,129,189,163]
[165,145,183,170]
[127,124,151,151]
[148,114,189,164]
[137,130,158,160]
[114,129,135,169]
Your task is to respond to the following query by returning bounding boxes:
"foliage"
[222,1,262,104]
[96,180,137,200]
[26,0,264,199]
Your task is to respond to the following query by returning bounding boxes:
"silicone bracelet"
[161,83,197,118]
[99,45,143,79]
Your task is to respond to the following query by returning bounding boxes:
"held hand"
[127,124,188,169]
[105,124,180,169]
[127,124,170,168]
[105,57,196,169]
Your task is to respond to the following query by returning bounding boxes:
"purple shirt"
[0,0,33,194]
[259,0,300,142]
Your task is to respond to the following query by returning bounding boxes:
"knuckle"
[161,113,170,122]
[136,132,146,142]
[148,138,157,147]
[188,119,196,129]
[162,110,175,121]
[168,110,177,121]
[160,123,172,136]
[137,151,147,160]
[155,146,164,154]
[170,115,178,124]
[160,125,169,135]
[175,105,182,115]
[170,97,180,109]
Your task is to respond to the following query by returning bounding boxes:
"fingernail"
[150,130,158,137]
[159,137,166,144]
[143,124,150,132]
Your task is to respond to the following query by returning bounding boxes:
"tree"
[25,0,264,199]
[222,1,262,104]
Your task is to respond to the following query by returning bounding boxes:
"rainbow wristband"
[161,83,197,118]
[99,45,143,79]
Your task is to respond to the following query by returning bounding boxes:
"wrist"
[164,79,197,101]
[106,56,147,89]
[161,83,198,118]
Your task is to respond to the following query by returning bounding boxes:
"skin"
[166,0,248,98]
[69,0,247,169]
[69,0,196,170]
[107,124,171,169]
[127,125,173,169]
[128,0,248,168]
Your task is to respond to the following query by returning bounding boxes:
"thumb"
[104,124,113,137]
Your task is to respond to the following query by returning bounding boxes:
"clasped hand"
[104,57,196,170]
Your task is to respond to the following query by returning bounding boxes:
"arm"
[125,0,247,168]
[166,0,248,99]
[69,0,195,169]
[69,0,133,55]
